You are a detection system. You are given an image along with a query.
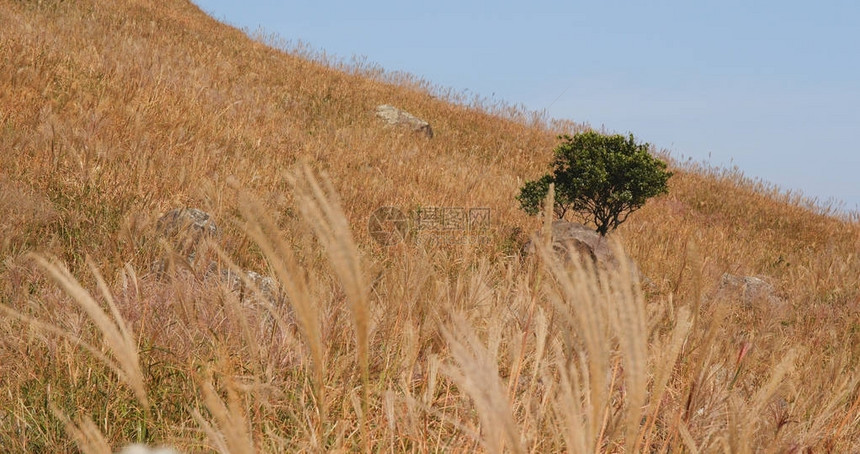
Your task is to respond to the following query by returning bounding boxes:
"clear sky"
[192,0,860,213]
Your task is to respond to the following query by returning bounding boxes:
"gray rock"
[375,104,433,138]
[522,221,633,272]
[152,208,283,305]
[155,208,217,264]
[219,267,282,305]
[718,273,781,306]
[156,207,217,238]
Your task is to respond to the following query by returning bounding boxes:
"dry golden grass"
[2,0,860,452]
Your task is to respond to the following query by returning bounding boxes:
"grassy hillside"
[1,0,859,451]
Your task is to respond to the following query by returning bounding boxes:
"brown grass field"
[2,0,860,452]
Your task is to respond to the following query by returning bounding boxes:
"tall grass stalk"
[13,255,149,411]
[233,186,327,445]
[191,373,257,454]
[49,403,112,454]
[290,164,372,448]
[442,314,525,454]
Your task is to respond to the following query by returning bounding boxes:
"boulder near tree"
[522,220,641,278]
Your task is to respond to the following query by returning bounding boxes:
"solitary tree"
[517,131,672,236]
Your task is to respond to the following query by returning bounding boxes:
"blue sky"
[193,0,860,212]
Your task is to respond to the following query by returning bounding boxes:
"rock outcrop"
[155,207,217,264]
[375,104,433,138]
[522,221,633,272]
[154,207,282,305]
[219,267,281,305]
[718,273,781,307]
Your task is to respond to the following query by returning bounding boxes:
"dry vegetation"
[2,0,860,452]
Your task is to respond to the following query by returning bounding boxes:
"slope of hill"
[2,0,859,451]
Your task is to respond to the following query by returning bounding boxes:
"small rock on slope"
[375,104,433,138]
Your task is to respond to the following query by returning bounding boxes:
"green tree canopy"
[517,131,672,236]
